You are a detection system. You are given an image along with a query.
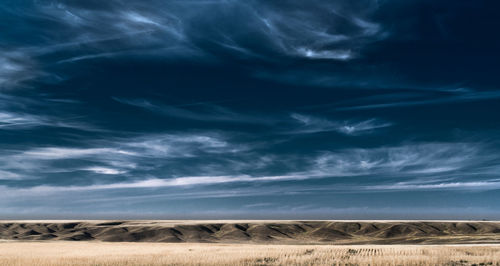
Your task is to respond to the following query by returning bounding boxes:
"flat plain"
[1,220,500,265]
[0,242,499,265]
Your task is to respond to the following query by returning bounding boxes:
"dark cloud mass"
[1,0,500,219]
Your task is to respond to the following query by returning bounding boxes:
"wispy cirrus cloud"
[1,0,500,218]
[0,93,97,131]
[1,136,499,219]
[0,52,39,90]
[1,138,495,193]
[296,48,354,60]
[113,97,276,124]
[5,175,305,193]
[0,0,387,90]
[337,88,500,110]
[0,170,22,180]
[0,110,95,131]
[0,132,246,180]
[81,167,127,175]
[0,111,42,129]
[290,113,392,135]
[22,147,133,159]
[314,143,483,176]
[370,181,500,191]
[114,99,393,133]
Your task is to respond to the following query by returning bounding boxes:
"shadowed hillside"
[1,221,500,244]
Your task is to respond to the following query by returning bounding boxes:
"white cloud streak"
[371,181,500,190]
[0,92,98,131]
[82,167,126,175]
[337,89,500,110]
[314,143,480,176]
[0,132,246,179]
[0,52,39,90]
[0,170,22,180]
[296,48,354,60]
[291,113,392,135]
[0,110,96,131]
[1,0,387,90]
[1,139,495,193]
[113,97,276,124]
[22,147,133,160]
[0,111,42,128]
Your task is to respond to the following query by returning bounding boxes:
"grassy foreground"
[0,242,499,265]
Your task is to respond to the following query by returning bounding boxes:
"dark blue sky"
[1,0,500,219]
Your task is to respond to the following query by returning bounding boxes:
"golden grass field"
[0,242,499,266]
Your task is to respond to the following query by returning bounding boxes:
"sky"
[1,0,500,220]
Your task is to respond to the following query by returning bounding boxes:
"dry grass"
[0,241,499,265]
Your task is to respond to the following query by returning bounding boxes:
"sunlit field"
[0,242,499,266]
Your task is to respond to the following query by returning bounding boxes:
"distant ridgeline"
[1,221,500,244]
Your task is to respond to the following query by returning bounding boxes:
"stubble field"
[0,241,499,266]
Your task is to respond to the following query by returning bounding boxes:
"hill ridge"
[1,221,500,244]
